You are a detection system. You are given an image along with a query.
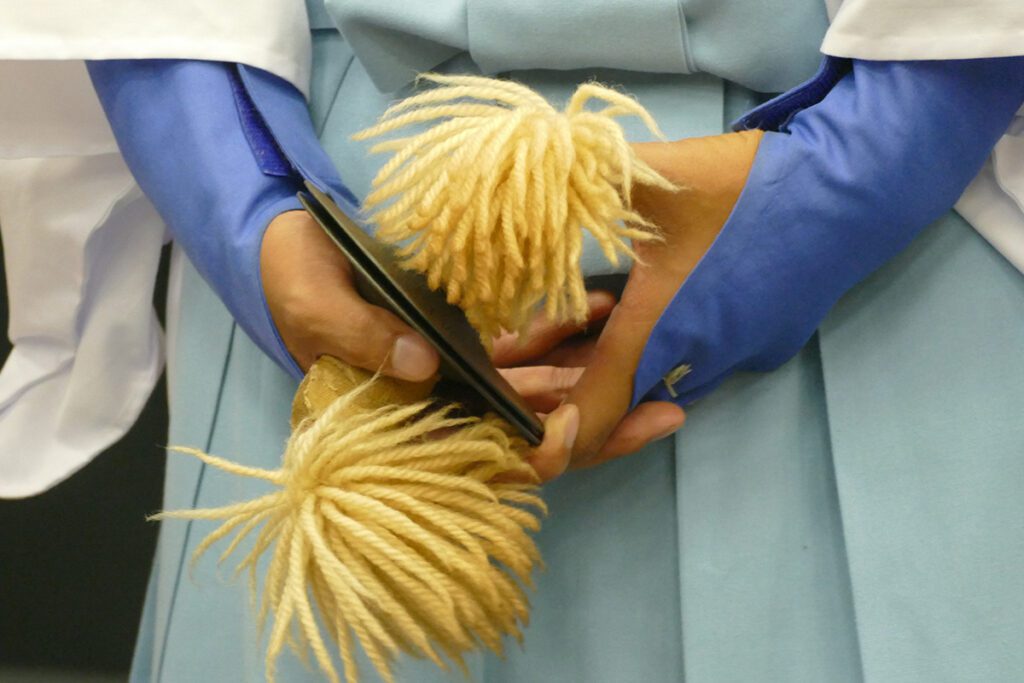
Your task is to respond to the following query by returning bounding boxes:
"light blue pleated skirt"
[131,17,1024,683]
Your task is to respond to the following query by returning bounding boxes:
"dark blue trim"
[228,66,295,178]
[732,57,851,132]
[237,64,362,210]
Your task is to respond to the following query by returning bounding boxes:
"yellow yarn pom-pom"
[355,73,677,340]
[157,357,544,683]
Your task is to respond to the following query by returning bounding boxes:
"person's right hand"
[261,210,441,381]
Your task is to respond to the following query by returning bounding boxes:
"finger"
[262,211,440,380]
[563,297,665,466]
[530,337,597,368]
[525,404,580,482]
[499,366,584,413]
[492,290,616,367]
[580,402,686,469]
[565,198,707,458]
[313,286,440,381]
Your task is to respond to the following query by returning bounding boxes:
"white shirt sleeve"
[0,0,310,496]
[821,0,1024,61]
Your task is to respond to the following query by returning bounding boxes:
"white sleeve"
[821,0,1024,61]
[956,111,1024,275]
[0,0,311,89]
[0,0,310,496]
[0,0,311,160]
[0,155,166,497]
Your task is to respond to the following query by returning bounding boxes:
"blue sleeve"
[87,60,311,379]
[632,56,1024,407]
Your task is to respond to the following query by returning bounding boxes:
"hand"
[262,212,680,481]
[565,57,1024,467]
[261,210,440,379]
[492,290,687,482]
[566,131,763,467]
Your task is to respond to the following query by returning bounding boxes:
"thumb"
[564,297,656,465]
[567,132,763,462]
[314,286,441,381]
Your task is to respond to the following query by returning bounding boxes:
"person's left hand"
[492,290,686,481]
[482,128,762,481]
[563,57,1024,469]
[559,131,762,469]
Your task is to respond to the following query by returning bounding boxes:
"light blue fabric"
[127,2,1024,682]
[682,0,830,92]
[464,0,695,77]
[326,0,826,93]
[817,217,1024,682]
[306,0,337,30]
[141,212,1024,683]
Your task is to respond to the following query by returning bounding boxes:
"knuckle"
[572,433,602,465]
[548,366,579,391]
[339,302,374,332]
[341,335,392,370]
[341,345,380,370]
[332,308,397,370]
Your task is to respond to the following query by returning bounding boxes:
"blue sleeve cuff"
[88,59,318,379]
[632,56,1024,407]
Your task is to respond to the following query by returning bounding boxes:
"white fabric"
[822,1,1024,276]
[0,155,165,497]
[0,0,312,112]
[0,1,310,160]
[0,0,310,497]
[956,110,1024,275]
[822,1,1024,62]
[0,61,117,159]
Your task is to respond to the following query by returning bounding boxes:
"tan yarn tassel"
[355,73,676,340]
[157,357,543,683]
[158,75,674,682]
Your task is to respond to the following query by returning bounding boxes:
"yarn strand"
[355,73,676,339]
[156,359,544,683]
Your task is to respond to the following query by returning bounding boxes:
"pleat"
[674,339,863,683]
[157,296,293,682]
[130,565,159,683]
[139,254,236,682]
[819,211,1024,683]
[483,439,684,683]
[308,28,355,138]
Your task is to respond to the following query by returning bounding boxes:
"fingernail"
[559,404,580,450]
[654,419,685,441]
[391,335,437,381]
[587,290,617,307]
